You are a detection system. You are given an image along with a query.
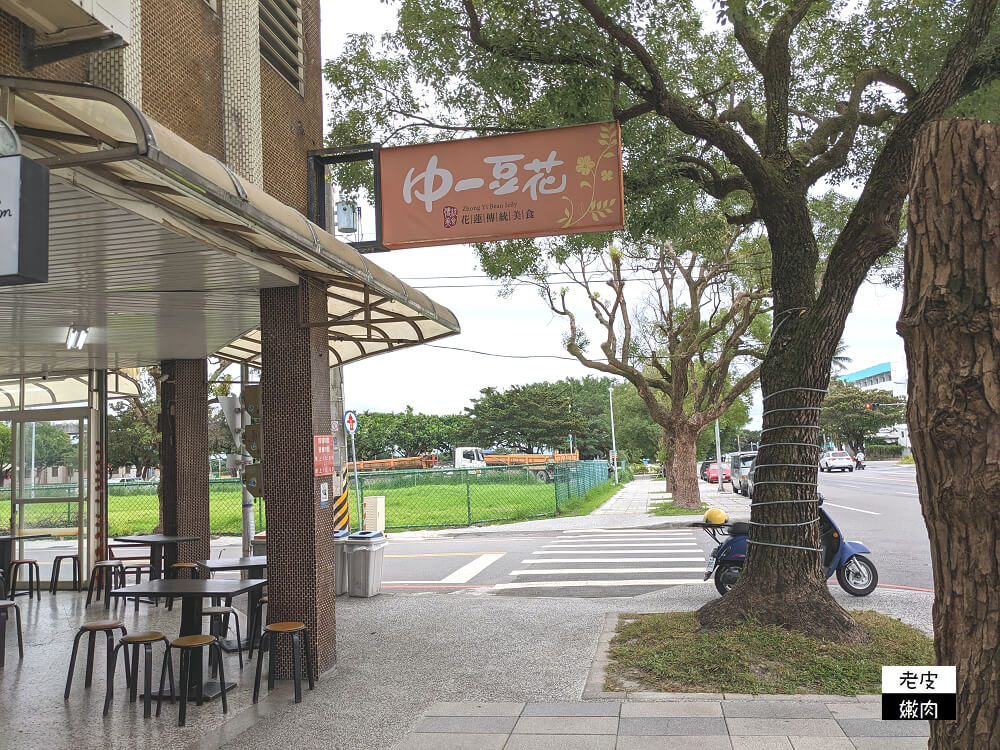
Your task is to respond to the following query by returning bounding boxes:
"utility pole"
[608,386,619,484]
[714,419,723,493]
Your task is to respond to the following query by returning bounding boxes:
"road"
[375,461,931,596]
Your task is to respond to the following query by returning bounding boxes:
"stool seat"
[259,595,268,603]
[82,620,125,631]
[171,562,197,568]
[93,560,123,567]
[9,558,36,564]
[203,606,235,616]
[171,634,215,648]
[264,621,305,633]
[121,631,166,644]
[0,600,16,608]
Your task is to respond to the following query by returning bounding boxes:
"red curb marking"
[383,584,496,589]
[877,583,935,593]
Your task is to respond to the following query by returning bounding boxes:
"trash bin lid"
[348,531,385,541]
[334,530,350,540]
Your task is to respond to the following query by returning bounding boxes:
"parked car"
[738,458,756,497]
[731,451,757,491]
[819,451,855,472]
[705,462,731,483]
[699,459,713,481]
[744,460,756,498]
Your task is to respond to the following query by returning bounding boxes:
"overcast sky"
[319,2,908,428]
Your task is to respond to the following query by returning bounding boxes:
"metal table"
[109,578,267,700]
[196,556,267,651]
[113,534,199,580]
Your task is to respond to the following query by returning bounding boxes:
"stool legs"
[7,561,41,600]
[65,624,128,699]
[0,603,22,668]
[212,642,228,714]
[177,648,190,727]
[155,646,177,717]
[290,632,302,704]
[251,628,314,704]
[302,627,315,690]
[252,631,270,704]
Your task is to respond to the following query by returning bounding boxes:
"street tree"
[899,119,1000,749]
[465,382,586,453]
[558,375,616,458]
[818,381,904,453]
[108,401,160,479]
[0,421,10,487]
[326,0,1000,640]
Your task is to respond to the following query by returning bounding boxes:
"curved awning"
[0,76,459,373]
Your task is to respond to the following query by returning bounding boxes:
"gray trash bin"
[334,529,350,595]
[251,536,267,556]
[346,531,386,597]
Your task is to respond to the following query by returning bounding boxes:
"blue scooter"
[695,497,878,597]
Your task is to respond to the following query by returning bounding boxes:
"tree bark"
[670,428,701,509]
[898,119,1000,750]
[699,187,867,643]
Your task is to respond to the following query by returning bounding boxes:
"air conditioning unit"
[0,0,131,45]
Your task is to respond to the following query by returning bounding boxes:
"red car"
[706,462,731,483]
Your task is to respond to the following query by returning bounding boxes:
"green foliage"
[819,380,905,453]
[465,382,586,453]
[696,397,753,458]
[353,407,470,460]
[0,421,10,481]
[867,444,904,460]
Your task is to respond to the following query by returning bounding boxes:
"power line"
[426,344,609,361]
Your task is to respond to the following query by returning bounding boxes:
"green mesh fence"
[355,460,611,530]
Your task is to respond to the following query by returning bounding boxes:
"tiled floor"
[398,700,930,750]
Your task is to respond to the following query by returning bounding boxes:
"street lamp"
[608,386,619,484]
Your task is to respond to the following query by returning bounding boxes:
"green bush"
[864,444,903,460]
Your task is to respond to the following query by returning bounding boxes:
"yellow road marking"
[386,552,505,558]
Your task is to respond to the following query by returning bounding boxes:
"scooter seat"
[729,521,750,535]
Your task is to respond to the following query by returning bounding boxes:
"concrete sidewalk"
[400,697,928,749]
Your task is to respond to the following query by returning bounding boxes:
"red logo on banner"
[313,434,336,477]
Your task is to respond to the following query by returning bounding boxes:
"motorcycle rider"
[855,449,866,470]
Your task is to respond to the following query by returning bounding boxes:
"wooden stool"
[65,620,129,699]
[247,595,268,660]
[204,605,243,671]
[165,563,199,611]
[85,561,125,609]
[104,631,173,719]
[50,554,81,594]
[0,600,23,668]
[6,559,41,600]
[158,634,227,727]
[252,622,314,704]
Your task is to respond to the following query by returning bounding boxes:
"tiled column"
[261,278,336,676]
[159,359,211,566]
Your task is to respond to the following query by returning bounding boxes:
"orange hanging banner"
[379,122,625,250]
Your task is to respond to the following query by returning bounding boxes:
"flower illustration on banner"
[559,123,620,229]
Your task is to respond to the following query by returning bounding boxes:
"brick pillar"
[160,359,211,566]
[260,278,336,676]
[222,0,264,185]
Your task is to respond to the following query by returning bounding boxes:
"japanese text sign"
[313,434,336,477]
[380,122,624,250]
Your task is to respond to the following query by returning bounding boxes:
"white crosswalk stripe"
[493,528,710,596]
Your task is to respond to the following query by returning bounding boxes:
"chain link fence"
[355,459,612,530]
[4,460,618,536]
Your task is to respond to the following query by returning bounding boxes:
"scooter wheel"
[836,555,878,596]
[714,564,742,596]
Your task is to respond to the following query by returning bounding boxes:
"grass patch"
[897,455,915,465]
[606,611,934,695]
[651,500,710,516]
[558,477,630,517]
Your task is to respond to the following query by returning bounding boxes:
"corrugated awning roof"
[0,76,459,370]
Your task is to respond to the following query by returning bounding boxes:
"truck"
[346,454,438,472]
[454,448,579,482]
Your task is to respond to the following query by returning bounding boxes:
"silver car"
[820,451,855,472]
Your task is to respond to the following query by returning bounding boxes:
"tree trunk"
[699,191,867,643]
[898,119,1000,749]
[670,429,701,509]
[660,432,673,494]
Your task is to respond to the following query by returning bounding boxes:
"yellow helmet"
[704,507,728,525]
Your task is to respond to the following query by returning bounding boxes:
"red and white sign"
[344,410,358,435]
[314,434,336,477]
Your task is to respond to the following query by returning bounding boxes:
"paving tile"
[413,716,519,734]
[618,717,730,736]
[731,739,794,750]
[502,735,616,750]
[726,719,846,737]
[629,692,723,701]
[766,695,858,702]
[856,695,881,703]
[522,702,620,717]
[396,732,509,750]
[849,738,932,750]
[425,702,526,717]
[722,701,834,719]
[621,701,723,718]
[836,719,929,737]
[826,703,882,720]
[616,737,734,750]
[511,717,618,735]
[789,738,855,750]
